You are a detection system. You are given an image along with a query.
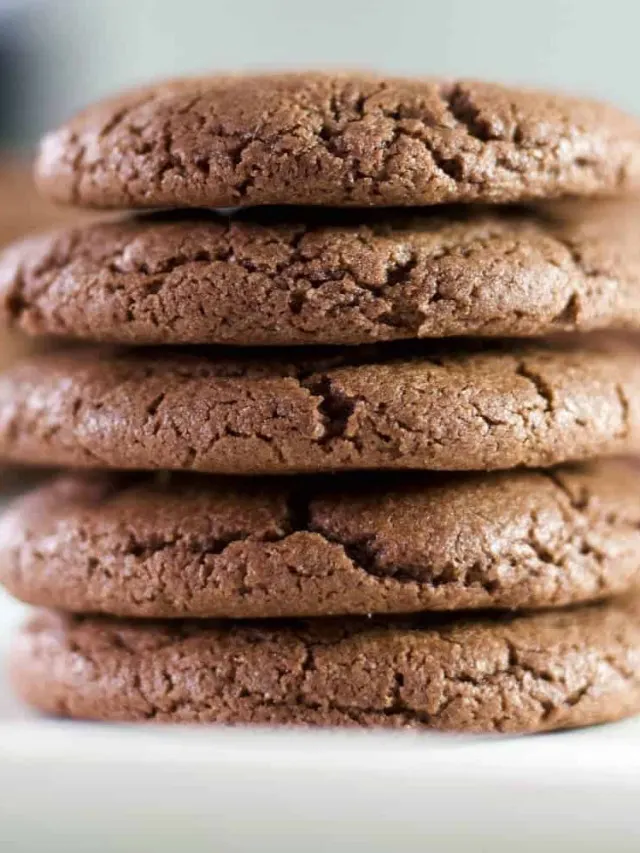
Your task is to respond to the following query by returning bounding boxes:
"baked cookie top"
[12,596,640,732]
[4,200,640,345]
[0,337,637,474]
[36,72,640,209]
[2,460,639,617]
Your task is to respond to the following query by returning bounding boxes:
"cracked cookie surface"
[3,461,640,617]
[4,201,640,345]
[35,72,640,209]
[0,338,638,474]
[11,596,640,732]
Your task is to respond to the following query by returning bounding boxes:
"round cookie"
[11,598,640,732]
[4,201,640,345]
[2,461,640,618]
[36,72,640,210]
[0,339,637,474]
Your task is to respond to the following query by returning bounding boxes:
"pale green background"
[12,0,640,139]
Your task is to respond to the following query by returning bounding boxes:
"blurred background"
[1,0,640,151]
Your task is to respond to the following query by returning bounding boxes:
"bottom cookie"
[11,598,640,733]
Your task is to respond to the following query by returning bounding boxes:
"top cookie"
[36,72,640,210]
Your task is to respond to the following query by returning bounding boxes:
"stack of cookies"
[2,73,640,733]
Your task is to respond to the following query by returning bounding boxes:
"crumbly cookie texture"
[35,73,640,209]
[3,201,640,345]
[2,461,640,617]
[12,598,640,732]
[0,339,637,474]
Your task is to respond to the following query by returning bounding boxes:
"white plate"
[2,544,640,850]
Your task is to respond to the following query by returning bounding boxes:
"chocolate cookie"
[35,72,640,210]
[3,461,640,618]
[0,339,637,474]
[11,598,640,732]
[4,201,640,345]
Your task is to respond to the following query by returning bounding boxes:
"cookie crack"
[541,470,590,512]
[439,83,497,143]
[133,633,624,730]
[301,374,357,446]
[551,292,580,326]
[615,383,631,439]
[3,262,28,323]
[515,360,554,412]
[121,529,271,560]
[549,229,605,281]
